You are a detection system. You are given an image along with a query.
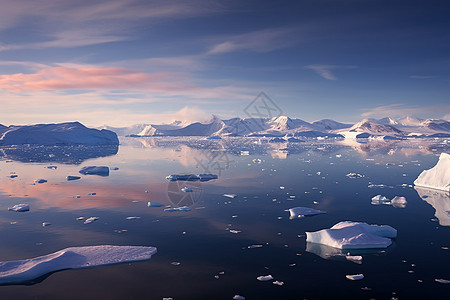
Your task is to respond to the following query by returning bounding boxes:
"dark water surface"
[0,137,448,299]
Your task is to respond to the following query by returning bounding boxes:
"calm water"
[0,137,449,299]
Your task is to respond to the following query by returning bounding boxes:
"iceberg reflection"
[415,186,450,226]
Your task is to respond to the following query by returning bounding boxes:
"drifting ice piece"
[79,166,109,176]
[66,176,81,181]
[306,221,397,249]
[181,187,193,192]
[147,202,164,207]
[257,275,274,281]
[165,174,218,182]
[288,207,326,219]
[164,206,191,212]
[8,204,29,212]
[224,194,237,199]
[34,179,47,184]
[391,196,407,208]
[371,195,390,205]
[414,153,450,192]
[0,245,157,285]
[346,274,364,281]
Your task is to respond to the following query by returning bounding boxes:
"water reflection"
[0,145,118,164]
[306,242,392,262]
[415,186,450,226]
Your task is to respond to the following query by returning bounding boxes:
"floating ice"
[165,174,218,182]
[306,221,397,249]
[346,274,364,280]
[233,295,246,300]
[84,217,99,224]
[391,196,407,208]
[273,280,284,286]
[42,222,51,227]
[34,179,47,184]
[164,206,191,212]
[346,255,363,263]
[346,173,365,178]
[47,166,57,169]
[229,230,241,234]
[8,204,29,212]
[88,192,96,196]
[126,216,141,220]
[147,201,164,207]
[288,207,326,219]
[66,175,81,181]
[257,275,274,281]
[224,194,237,199]
[371,195,390,205]
[9,174,18,178]
[435,278,450,284]
[0,245,156,285]
[181,187,193,192]
[414,153,450,192]
[79,166,109,176]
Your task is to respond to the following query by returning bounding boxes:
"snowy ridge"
[0,245,157,285]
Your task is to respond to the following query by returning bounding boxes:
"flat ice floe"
[306,221,397,249]
[8,204,29,212]
[79,166,110,176]
[0,245,157,285]
[414,152,450,192]
[288,207,326,219]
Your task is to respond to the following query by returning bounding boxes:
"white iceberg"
[84,217,99,224]
[371,195,390,205]
[224,194,237,199]
[0,245,156,285]
[79,166,109,176]
[8,204,30,212]
[306,221,397,249]
[414,153,450,192]
[391,196,407,208]
[288,207,326,219]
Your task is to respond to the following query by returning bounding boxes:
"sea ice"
[371,195,390,205]
[435,278,450,284]
[34,179,47,184]
[346,274,364,280]
[42,222,51,227]
[84,217,99,224]
[414,153,450,192]
[346,173,365,178]
[391,196,407,208]
[165,174,218,182]
[181,187,193,192]
[0,245,157,285]
[233,295,246,300]
[288,207,326,219]
[147,201,164,207]
[164,206,191,212]
[257,275,274,281]
[8,204,29,212]
[79,166,109,176]
[224,194,237,199]
[67,176,81,181]
[306,221,397,249]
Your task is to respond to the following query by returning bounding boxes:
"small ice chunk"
[371,195,390,205]
[111,167,119,170]
[126,216,141,220]
[47,166,57,169]
[224,194,237,199]
[414,153,450,192]
[306,221,397,249]
[147,201,164,207]
[288,207,326,219]
[346,255,363,263]
[42,222,51,227]
[273,280,284,286]
[79,166,109,176]
[88,192,96,196]
[233,295,246,300]
[280,186,285,189]
[34,179,47,184]
[247,244,263,249]
[171,262,181,266]
[9,174,18,178]
[72,195,80,198]
[181,187,193,192]
[164,206,191,212]
[8,204,29,212]
[346,173,364,179]
[435,278,450,284]
[229,230,241,234]
[84,217,99,224]
[0,245,157,285]
[257,275,274,281]
[76,217,84,220]
[66,175,81,181]
[391,196,407,208]
[346,274,364,280]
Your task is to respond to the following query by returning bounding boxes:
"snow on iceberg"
[0,245,157,285]
[414,153,450,192]
[306,221,397,249]
[8,204,29,212]
[0,122,118,146]
[79,166,109,176]
[288,207,326,219]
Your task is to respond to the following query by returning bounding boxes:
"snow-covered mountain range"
[113,116,450,139]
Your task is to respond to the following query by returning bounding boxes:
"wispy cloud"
[206,28,298,55]
[409,75,436,79]
[305,64,357,80]
[361,103,450,119]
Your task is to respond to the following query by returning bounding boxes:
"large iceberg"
[414,153,450,192]
[306,221,397,249]
[0,122,118,146]
[0,245,157,285]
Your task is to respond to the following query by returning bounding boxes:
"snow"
[306,221,397,249]
[0,122,118,146]
[0,245,157,285]
[414,153,450,192]
[79,166,110,176]
[288,207,326,219]
[8,204,29,212]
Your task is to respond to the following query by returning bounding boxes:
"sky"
[0,0,449,127]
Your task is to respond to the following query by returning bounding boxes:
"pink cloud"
[0,67,194,92]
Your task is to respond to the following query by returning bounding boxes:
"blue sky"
[0,0,449,126]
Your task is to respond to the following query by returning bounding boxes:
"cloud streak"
[361,103,450,119]
[305,64,357,80]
